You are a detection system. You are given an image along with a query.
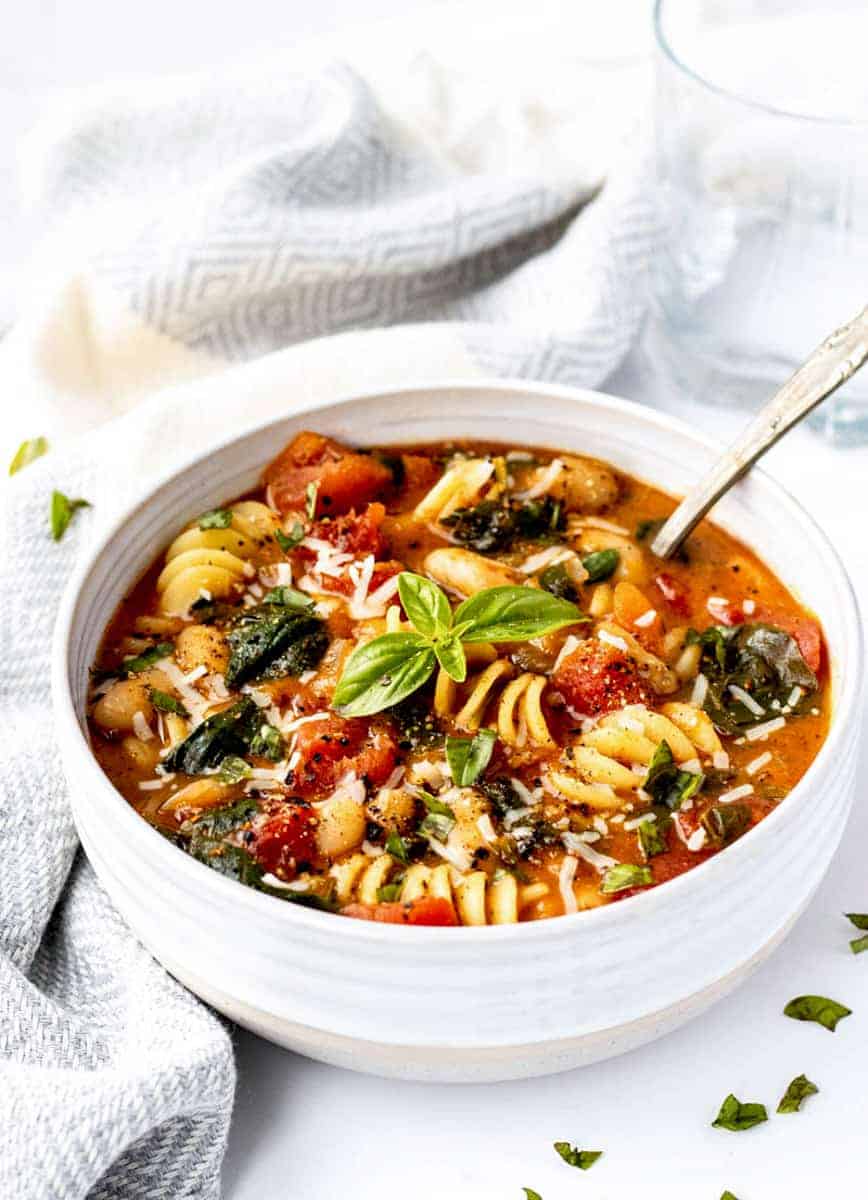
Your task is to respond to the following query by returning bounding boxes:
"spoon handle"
[650,304,868,560]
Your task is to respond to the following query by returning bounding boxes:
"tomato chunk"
[400,453,441,495]
[292,714,398,797]
[305,503,389,558]
[251,803,318,875]
[343,897,458,925]
[321,558,402,597]
[264,432,392,517]
[654,572,691,617]
[552,639,649,716]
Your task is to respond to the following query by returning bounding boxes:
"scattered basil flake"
[711,1094,768,1132]
[720,1192,739,1200]
[198,508,233,530]
[702,803,751,847]
[523,1190,542,1200]
[305,480,319,519]
[850,934,868,955]
[539,561,579,603]
[784,994,851,1032]
[446,729,497,787]
[600,863,653,894]
[149,688,189,717]
[250,722,283,762]
[581,548,619,583]
[275,522,304,552]
[552,1143,602,1171]
[777,1073,818,1114]
[50,490,91,542]
[420,810,455,841]
[845,913,868,929]
[9,436,48,476]
[218,755,253,784]
[643,741,704,811]
[386,830,410,865]
[637,813,669,859]
[122,642,174,674]
[262,585,313,611]
[377,882,403,903]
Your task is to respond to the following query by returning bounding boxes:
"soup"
[89,431,829,926]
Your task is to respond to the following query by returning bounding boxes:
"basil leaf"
[275,522,304,552]
[643,741,704,810]
[9,436,48,476]
[198,508,233,530]
[784,994,851,1031]
[218,755,252,783]
[262,585,314,611]
[581,549,619,583]
[122,642,174,674]
[420,811,455,841]
[50,490,91,541]
[845,913,868,929]
[637,813,669,859]
[164,697,260,774]
[552,1143,602,1170]
[454,586,586,644]
[777,1073,818,1114]
[434,636,467,683]
[149,688,189,717]
[397,571,452,639]
[333,632,437,717]
[250,722,284,762]
[702,803,751,846]
[711,1094,768,1132]
[850,934,868,955]
[446,729,497,787]
[600,863,653,894]
[305,481,319,519]
[225,606,328,688]
[386,830,410,865]
[523,1190,542,1200]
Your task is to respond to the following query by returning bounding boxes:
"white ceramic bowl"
[53,381,863,1083]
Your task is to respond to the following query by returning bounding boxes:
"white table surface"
[3,7,866,1198]
[223,345,868,1200]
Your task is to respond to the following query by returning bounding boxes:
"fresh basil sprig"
[446,729,497,787]
[783,994,851,1031]
[333,572,585,717]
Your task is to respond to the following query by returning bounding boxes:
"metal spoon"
[650,304,868,560]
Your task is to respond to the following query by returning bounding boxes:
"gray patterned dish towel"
[1,40,654,1200]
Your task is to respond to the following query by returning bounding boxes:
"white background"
[3,5,866,1199]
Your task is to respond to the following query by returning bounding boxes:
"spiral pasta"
[330,853,549,925]
[433,659,555,748]
[157,501,282,615]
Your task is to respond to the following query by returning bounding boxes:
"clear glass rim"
[653,0,868,127]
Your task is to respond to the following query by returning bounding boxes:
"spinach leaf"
[122,642,174,674]
[581,548,619,583]
[711,1094,768,1132]
[377,881,404,902]
[783,994,851,1031]
[441,496,564,553]
[777,1073,818,1114]
[539,561,579,603]
[9,436,48,475]
[643,741,704,810]
[198,508,233,529]
[164,697,261,774]
[553,1143,602,1171]
[182,797,259,841]
[446,729,497,787]
[479,777,521,818]
[600,863,653,894]
[225,604,328,688]
[702,803,751,846]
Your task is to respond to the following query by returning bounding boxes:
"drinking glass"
[651,0,868,444]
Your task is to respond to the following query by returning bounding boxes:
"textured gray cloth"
[1,57,653,1199]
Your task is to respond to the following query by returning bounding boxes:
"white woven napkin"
[0,8,654,1196]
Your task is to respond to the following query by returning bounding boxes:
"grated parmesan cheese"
[742,598,756,614]
[686,828,707,852]
[552,634,582,673]
[745,751,772,776]
[706,596,732,622]
[132,711,153,741]
[717,783,754,803]
[476,814,497,844]
[598,629,628,652]
[562,831,617,872]
[745,716,786,742]
[633,609,657,629]
[623,813,656,831]
[712,750,730,770]
[728,684,765,717]
[691,673,709,707]
[514,458,564,501]
[558,855,579,914]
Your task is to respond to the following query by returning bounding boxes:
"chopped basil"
[539,561,579,603]
[446,729,497,787]
[784,994,851,1031]
[385,831,410,865]
[846,913,868,929]
[275,522,304,552]
[581,548,619,583]
[262,585,314,611]
[50,490,91,542]
[122,642,174,674]
[376,882,403,903]
[522,1190,542,1200]
[777,1073,818,1114]
[305,481,319,519]
[198,508,233,530]
[600,863,653,894]
[250,722,283,762]
[850,934,868,955]
[553,1143,602,1170]
[720,1192,739,1200]
[711,1094,768,1132]
[637,813,669,859]
[643,741,704,810]
[149,688,188,717]
[702,803,751,847]
[9,436,48,475]
[418,792,456,840]
[218,755,253,784]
